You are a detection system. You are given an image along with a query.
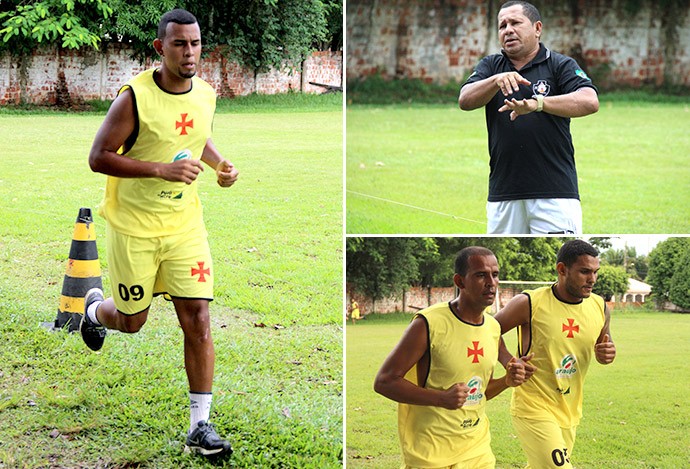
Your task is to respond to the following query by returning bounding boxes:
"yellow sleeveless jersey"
[98,68,216,237]
[511,285,605,427]
[399,302,501,467]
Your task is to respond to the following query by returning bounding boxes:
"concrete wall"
[346,0,690,89]
[0,44,342,105]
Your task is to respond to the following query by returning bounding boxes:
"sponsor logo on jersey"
[575,69,591,80]
[533,79,551,96]
[173,149,192,162]
[157,190,183,200]
[465,376,484,406]
[555,354,577,378]
[460,417,481,428]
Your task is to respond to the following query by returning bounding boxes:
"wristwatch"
[533,94,544,112]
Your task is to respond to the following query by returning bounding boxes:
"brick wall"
[349,284,528,315]
[347,0,690,89]
[0,44,342,105]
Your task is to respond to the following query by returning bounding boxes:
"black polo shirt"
[462,43,597,202]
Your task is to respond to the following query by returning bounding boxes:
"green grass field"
[345,310,690,468]
[0,94,343,467]
[346,101,690,234]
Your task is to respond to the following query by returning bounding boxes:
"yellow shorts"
[106,223,213,315]
[401,450,495,469]
[512,416,577,469]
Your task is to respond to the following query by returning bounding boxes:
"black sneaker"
[185,421,233,457]
[80,288,106,351]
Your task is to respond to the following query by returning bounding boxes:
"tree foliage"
[1,0,342,74]
[346,237,568,306]
[0,0,113,54]
[593,265,629,302]
[346,238,426,303]
[221,0,329,73]
[647,237,690,308]
[600,246,648,280]
[669,248,690,309]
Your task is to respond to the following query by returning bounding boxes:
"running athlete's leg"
[94,299,149,333]
[174,298,214,393]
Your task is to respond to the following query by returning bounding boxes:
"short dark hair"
[557,240,599,267]
[454,246,496,275]
[500,1,542,24]
[158,9,198,40]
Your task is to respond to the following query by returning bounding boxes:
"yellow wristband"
[533,94,544,112]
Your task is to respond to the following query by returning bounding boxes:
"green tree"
[600,245,647,280]
[107,0,340,73]
[669,248,690,310]
[593,265,629,302]
[0,0,113,53]
[222,0,328,74]
[346,238,421,311]
[588,237,613,251]
[647,237,690,308]
[433,237,563,283]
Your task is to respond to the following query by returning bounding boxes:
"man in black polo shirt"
[459,1,599,234]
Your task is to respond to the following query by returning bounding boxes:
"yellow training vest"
[98,68,216,237]
[511,285,605,427]
[399,302,500,467]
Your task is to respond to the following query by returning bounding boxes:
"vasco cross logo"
[562,318,580,338]
[467,341,484,363]
[176,113,194,135]
[192,261,210,282]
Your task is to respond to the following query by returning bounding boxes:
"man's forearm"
[485,376,510,400]
[458,78,499,110]
[374,376,444,407]
[541,88,599,118]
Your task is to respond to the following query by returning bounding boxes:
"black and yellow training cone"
[54,208,102,332]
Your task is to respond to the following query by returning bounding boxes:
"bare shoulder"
[494,293,530,331]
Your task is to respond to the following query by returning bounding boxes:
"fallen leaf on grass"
[254,322,266,328]
[281,407,291,418]
[49,430,60,439]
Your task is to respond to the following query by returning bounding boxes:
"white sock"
[86,301,102,325]
[189,392,212,433]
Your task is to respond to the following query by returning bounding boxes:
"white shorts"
[486,199,582,234]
